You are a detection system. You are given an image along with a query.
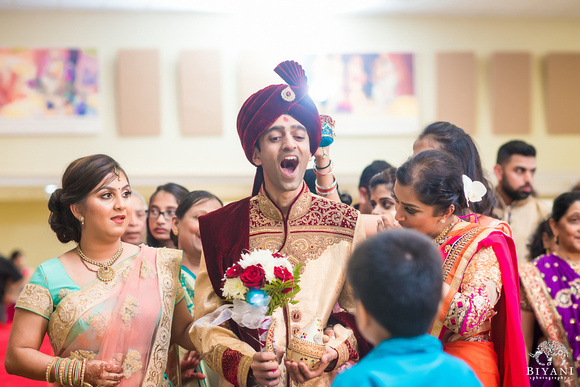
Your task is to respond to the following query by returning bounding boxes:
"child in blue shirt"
[332,229,482,387]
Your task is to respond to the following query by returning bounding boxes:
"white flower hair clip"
[462,175,487,205]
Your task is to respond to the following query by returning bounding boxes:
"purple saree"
[520,254,580,387]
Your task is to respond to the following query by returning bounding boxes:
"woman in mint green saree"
[5,154,196,387]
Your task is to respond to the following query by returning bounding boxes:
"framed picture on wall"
[0,47,99,135]
[303,53,419,136]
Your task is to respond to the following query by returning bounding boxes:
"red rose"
[274,266,293,282]
[240,264,266,287]
[225,264,243,278]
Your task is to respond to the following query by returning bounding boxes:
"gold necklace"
[433,217,457,245]
[77,243,123,283]
[558,254,580,275]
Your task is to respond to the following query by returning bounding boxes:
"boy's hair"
[347,229,443,337]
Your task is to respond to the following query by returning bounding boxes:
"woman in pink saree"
[5,154,196,387]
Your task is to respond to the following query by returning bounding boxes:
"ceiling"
[1,0,580,18]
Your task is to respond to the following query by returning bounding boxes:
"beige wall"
[1,11,580,266]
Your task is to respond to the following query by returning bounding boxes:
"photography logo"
[528,340,575,381]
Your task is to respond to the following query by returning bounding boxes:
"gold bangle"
[68,358,75,386]
[58,358,68,385]
[80,358,87,387]
[45,356,59,383]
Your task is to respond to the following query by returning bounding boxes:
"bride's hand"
[85,360,124,387]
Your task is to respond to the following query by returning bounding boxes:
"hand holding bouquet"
[192,250,302,350]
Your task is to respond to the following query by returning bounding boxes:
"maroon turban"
[237,60,321,165]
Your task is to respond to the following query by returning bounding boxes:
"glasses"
[147,208,176,220]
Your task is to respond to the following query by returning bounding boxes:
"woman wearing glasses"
[146,183,189,248]
[5,154,197,386]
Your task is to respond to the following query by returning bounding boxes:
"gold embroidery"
[123,349,143,379]
[140,259,153,278]
[121,296,139,323]
[464,333,491,342]
[16,283,53,318]
[203,344,227,376]
[120,265,132,281]
[520,263,578,381]
[58,289,72,300]
[462,247,502,295]
[142,248,181,387]
[441,227,480,281]
[249,191,357,267]
[175,284,185,304]
[69,350,97,361]
[444,292,470,333]
[291,308,302,323]
[48,258,130,353]
[85,311,110,338]
[554,279,580,309]
[237,353,253,387]
[462,282,495,333]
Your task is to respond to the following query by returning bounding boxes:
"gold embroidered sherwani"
[191,185,365,387]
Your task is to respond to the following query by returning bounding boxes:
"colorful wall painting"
[0,48,99,135]
[303,53,419,135]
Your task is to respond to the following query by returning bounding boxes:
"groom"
[190,60,366,387]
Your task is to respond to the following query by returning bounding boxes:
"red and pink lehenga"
[16,245,183,387]
[430,221,529,387]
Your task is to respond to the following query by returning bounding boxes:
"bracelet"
[313,168,333,177]
[313,160,333,176]
[315,178,337,193]
[45,356,59,383]
[316,186,338,196]
[68,358,76,386]
[315,160,332,170]
[80,358,87,387]
[62,358,71,385]
[58,357,68,385]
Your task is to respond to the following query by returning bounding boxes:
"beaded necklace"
[77,243,123,283]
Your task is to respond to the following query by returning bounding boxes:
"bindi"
[282,116,289,122]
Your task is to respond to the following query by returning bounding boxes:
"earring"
[554,235,559,244]
[440,218,446,223]
[79,215,85,226]
[173,229,179,236]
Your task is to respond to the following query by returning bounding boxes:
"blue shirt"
[332,334,482,387]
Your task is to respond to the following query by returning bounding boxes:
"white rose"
[222,277,248,300]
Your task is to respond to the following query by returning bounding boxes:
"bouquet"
[194,250,301,351]
[221,250,301,316]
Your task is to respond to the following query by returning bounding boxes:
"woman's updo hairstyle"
[48,154,127,243]
[396,149,468,216]
[551,191,580,223]
[416,121,496,216]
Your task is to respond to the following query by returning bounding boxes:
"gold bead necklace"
[77,243,123,283]
[433,217,458,245]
